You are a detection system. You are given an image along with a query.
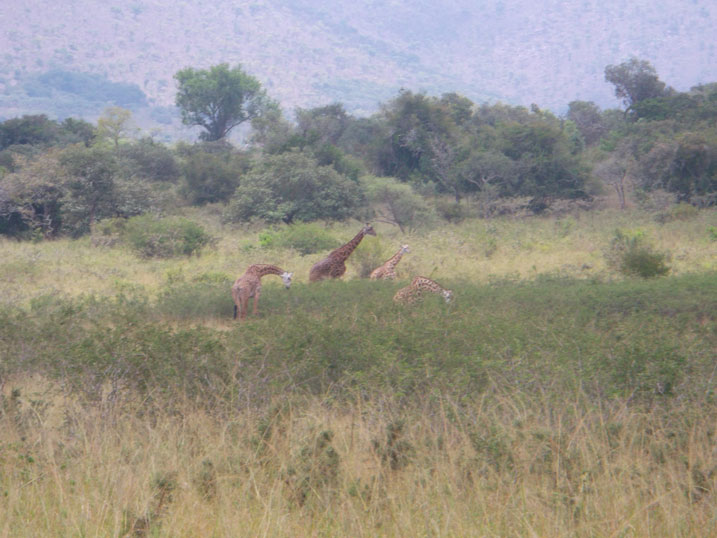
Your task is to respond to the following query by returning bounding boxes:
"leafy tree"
[361,175,434,233]
[250,101,296,153]
[593,150,634,209]
[174,63,269,141]
[225,151,361,223]
[60,145,118,232]
[0,115,60,150]
[377,90,456,180]
[118,137,180,183]
[178,141,245,204]
[605,58,669,113]
[96,106,134,148]
[567,101,606,146]
[60,118,97,147]
[0,151,66,238]
[295,103,350,147]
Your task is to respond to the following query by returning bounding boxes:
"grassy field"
[1,206,716,536]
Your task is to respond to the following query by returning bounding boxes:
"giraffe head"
[281,271,293,289]
[401,244,410,253]
[442,289,453,303]
[363,223,377,236]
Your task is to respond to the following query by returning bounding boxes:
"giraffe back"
[393,276,452,304]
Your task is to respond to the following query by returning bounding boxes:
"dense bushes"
[2,275,714,407]
[225,151,362,223]
[124,215,212,258]
[257,222,340,255]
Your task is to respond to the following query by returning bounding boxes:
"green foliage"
[655,202,699,223]
[174,63,269,141]
[178,141,245,205]
[604,58,668,110]
[434,198,469,223]
[123,215,212,258]
[605,229,670,278]
[1,274,715,410]
[350,236,385,278]
[258,223,340,255]
[372,420,414,471]
[286,430,341,505]
[60,144,118,232]
[117,137,180,183]
[155,273,234,319]
[361,175,435,232]
[225,151,361,223]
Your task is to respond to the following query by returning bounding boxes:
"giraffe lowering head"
[393,276,453,304]
[280,271,293,288]
[231,264,293,320]
[309,223,376,282]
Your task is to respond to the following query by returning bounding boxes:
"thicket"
[1,274,714,408]
[1,60,716,241]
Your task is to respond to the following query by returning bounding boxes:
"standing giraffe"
[370,244,410,280]
[309,223,377,282]
[393,276,453,304]
[231,264,293,320]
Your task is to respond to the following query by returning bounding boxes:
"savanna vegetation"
[1,59,716,536]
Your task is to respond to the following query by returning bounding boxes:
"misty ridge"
[0,0,715,132]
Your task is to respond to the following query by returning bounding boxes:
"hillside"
[1,0,716,123]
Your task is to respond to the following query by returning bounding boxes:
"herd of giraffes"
[231,223,453,320]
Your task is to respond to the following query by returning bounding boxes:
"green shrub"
[258,223,340,255]
[434,199,468,223]
[350,236,385,278]
[655,202,699,223]
[124,215,212,258]
[605,229,670,278]
[707,226,717,241]
[155,273,234,319]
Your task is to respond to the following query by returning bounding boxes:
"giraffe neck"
[250,264,285,278]
[385,248,406,270]
[332,229,366,262]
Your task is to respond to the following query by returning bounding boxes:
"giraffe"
[393,276,453,304]
[370,244,410,280]
[309,223,376,282]
[231,264,293,320]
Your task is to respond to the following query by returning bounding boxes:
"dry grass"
[1,205,716,536]
[1,383,715,537]
[1,207,715,308]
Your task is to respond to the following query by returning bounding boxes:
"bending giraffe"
[393,276,453,304]
[309,223,376,282]
[370,244,410,280]
[231,264,293,320]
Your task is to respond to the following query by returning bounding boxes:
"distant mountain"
[1,0,715,124]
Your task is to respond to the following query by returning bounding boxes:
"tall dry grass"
[1,385,715,537]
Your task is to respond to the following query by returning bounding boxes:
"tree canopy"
[174,64,269,141]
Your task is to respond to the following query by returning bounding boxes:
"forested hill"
[1,0,715,117]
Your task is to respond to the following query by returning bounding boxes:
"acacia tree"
[605,58,669,114]
[174,64,269,141]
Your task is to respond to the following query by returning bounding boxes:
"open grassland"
[1,207,715,306]
[1,207,717,536]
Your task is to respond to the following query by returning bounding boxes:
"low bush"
[258,223,340,255]
[605,229,670,278]
[123,215,212,258]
